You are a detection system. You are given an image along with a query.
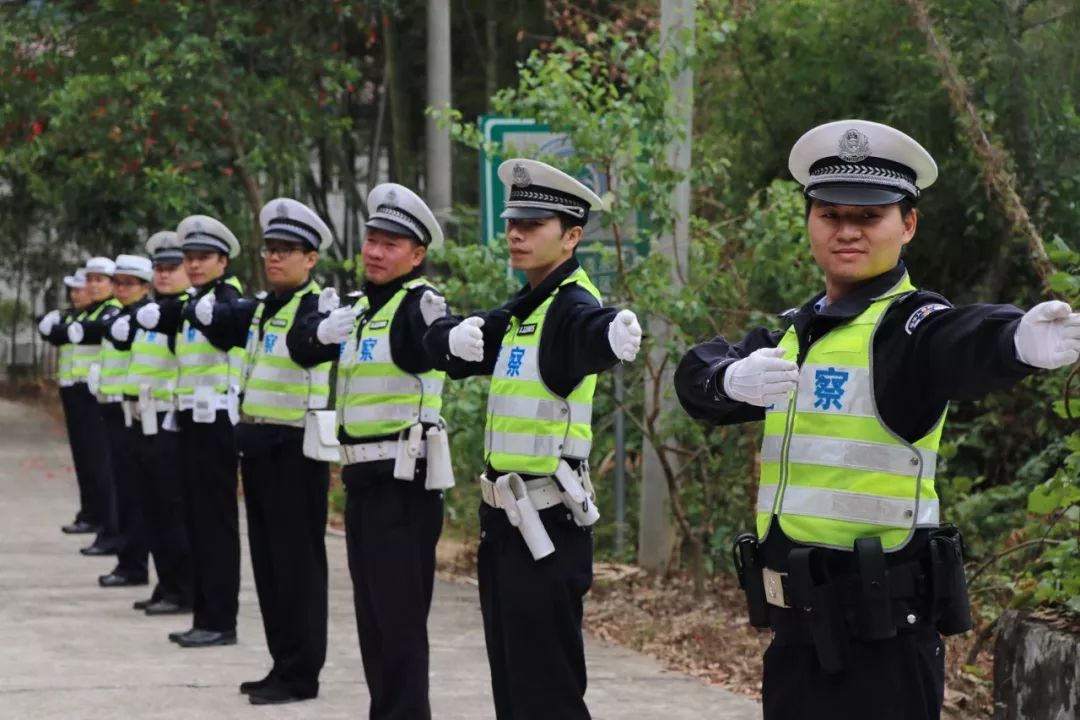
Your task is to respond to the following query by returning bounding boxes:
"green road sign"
[478,115,646,294]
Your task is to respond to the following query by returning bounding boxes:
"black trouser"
[478,502,593,720]
[64,384,113,532]
[762,623,945,720]
[238,425,328,695]
[132,415,192,604]
[177,409,239,633]
[343,461,443,720]
[58,385,95,525]
[102,403,148,581]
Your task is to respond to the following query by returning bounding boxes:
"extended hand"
[66,322,84,344]
[448,316,485,362]
[318,287,340,314]
[38,310,61,336]
[194,294,214,326]
[722,347,800,407]
[110,316,131,342]
[1014,301,1080,369]
[136,303,161,330]
[316,306,357,345]
[607,309,642,362]
[420,290,448,327]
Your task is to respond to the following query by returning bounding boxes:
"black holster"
[854,536,897,640]
[788,547,850,674]
[928,525,972,635]
[732,533,770,629]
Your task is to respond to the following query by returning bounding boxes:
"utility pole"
[426,0,452,224]
[638,0,694,573]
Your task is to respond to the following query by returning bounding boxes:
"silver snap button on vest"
[909,456,919,466]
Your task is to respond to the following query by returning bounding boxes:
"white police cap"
[788,120,938,206]
[113,254,153,282]
[63,268,87,289]
[146,231,183,265]
[498,159,603,222]
[176,215,241,258]
[260,198,333,251]
[84,256,116,277]
[365,183,444,249]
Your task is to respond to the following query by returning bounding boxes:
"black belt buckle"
[732,533,770,629]
[854,536,896,640]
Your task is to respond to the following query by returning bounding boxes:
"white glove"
[722,347,800,407]
[316,306,357,345]
[38,310,61,335]
[448,316,485,362]
[420,290,447,327]
[136,302,161,329]
[67,322,84,344]
[1014,301,1080,369]
[110,315,131,342]
[194,294,215,325]
[318,287,340,314]
[607,309,642,361]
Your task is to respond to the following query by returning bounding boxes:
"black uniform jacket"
[675,262,1038,568]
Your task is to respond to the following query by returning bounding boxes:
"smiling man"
[423,159,642,720]
[310,183,452,720]
[675,120,1080,720]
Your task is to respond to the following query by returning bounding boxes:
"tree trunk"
[383,13,414,187]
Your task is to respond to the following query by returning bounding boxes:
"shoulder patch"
[905,303,950,334]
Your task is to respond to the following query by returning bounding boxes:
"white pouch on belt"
[87,363,102,396]
[424,425,455,491]
[393,423,424,480]
[303,410,341,462]
[554,460,600,527]
[495,473,555,560]
[226,385,240,426]
[192,386,216,424]
[138,385,158,436]
[161,409,179,432]
[121,400,133,428]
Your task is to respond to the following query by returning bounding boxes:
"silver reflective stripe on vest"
[248,364,309,386]
[485,395,593,425]
[341,404,441,425]
[760,435,936,479]
[486,431,592,460]
[793,364,875,417]
[128,354,174,370]
[242,388,310,410]
[178,352,229,368]
[757,484,939,527]
[344,375,444,397]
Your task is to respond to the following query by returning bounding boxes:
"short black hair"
[804,196,916,219]
[558,213,587,234]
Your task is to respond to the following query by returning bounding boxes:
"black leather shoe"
[248,682,317,705]
[239,671,277,695]
[168,628,195,643]
[133,597,155,611]
[145,599,191,616]
[62,521,98,534]
[99,572,148,588]
[176,629,237,648]
[80,544,117,557]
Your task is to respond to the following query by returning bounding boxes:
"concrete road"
[0,397,759,719]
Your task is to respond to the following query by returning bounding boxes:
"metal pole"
[614,363,626,555]
[426,0,452,223]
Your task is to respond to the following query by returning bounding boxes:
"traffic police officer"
[312,183,452,719]
[675,120,1080,720]
[423,159,643,720]
[193,198,337,704]
[38,269,96,535]
[137,215,245,648]
[114,232,193,615]
[62,257,123,557]
[93,254,155,588]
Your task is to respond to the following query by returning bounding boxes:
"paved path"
[0,397,759,719]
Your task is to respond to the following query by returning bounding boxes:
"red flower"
[222,166,234,176]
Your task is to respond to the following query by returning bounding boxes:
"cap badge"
[385,189,398,207]
[276,201,289,219]
[512,163,531,187]
[193,219,204,233]
[838,128,871,163]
